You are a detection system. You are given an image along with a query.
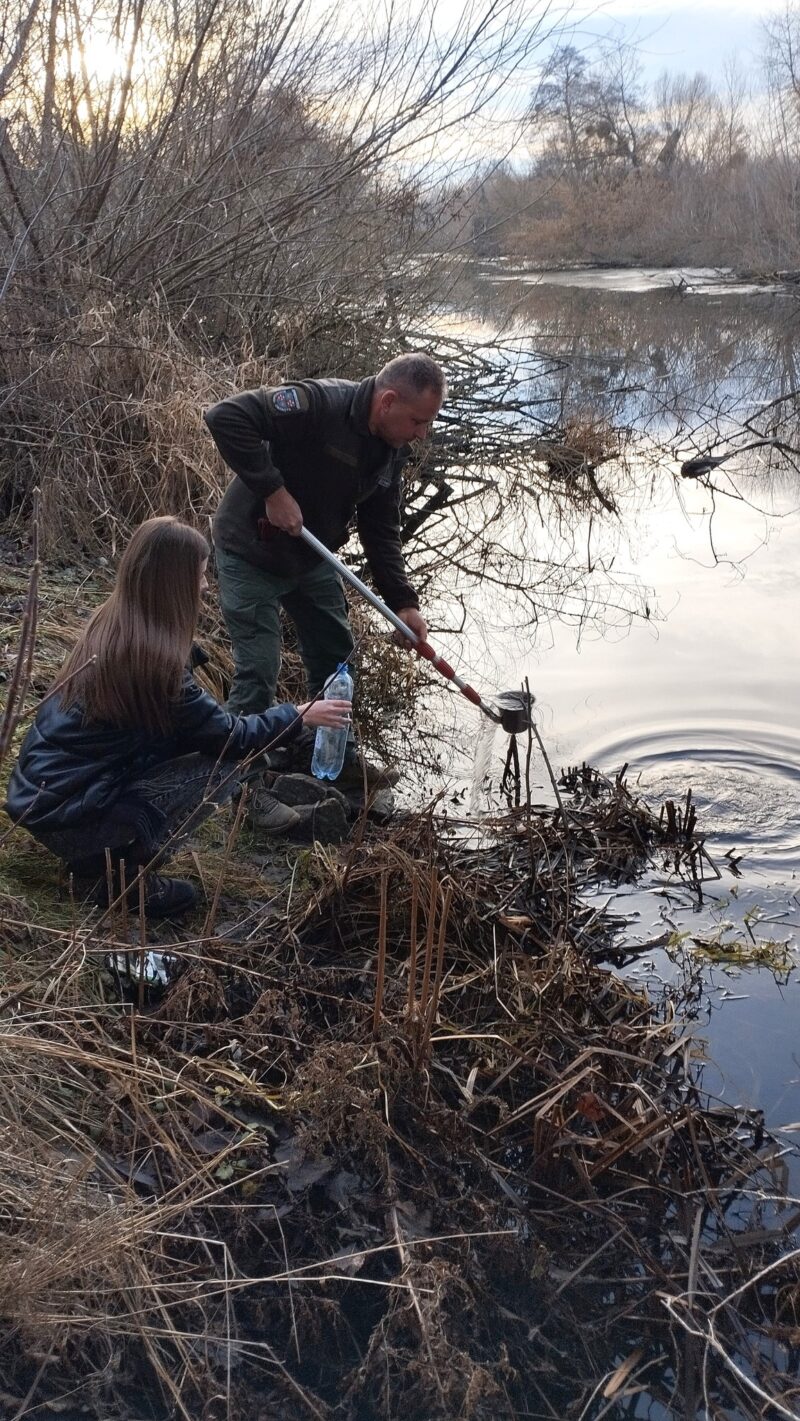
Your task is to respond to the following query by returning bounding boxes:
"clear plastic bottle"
[311,663,354,781]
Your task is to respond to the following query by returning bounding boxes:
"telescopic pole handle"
[296,525,501,723]
[298,526,419,643]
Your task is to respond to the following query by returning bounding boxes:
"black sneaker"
[139,875,198,919]
[89,872,198,920]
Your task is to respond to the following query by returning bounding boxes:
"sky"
[565,0,785,85]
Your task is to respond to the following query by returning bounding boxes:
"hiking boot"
[246,787,301,835]
[341,784,396,823]
[288,797,350,845]
[271,773,351,813]
[337,756,400,790]
[365,786,395,824]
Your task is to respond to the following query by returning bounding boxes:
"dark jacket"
[205,376,419,611]
[4,675,301,833]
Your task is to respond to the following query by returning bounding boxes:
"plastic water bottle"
[311,663,353,781]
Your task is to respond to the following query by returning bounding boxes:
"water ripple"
[578,723,800,877]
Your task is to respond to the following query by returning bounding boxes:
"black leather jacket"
[206,375,419,611]
[4,674,300,833]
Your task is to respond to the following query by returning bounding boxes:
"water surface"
[423,264,800,1149]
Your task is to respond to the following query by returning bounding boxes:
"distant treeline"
[433,7,800,271]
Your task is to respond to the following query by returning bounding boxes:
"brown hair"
[54,517,210,735]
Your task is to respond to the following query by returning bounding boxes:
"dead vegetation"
[1,777,798,1419]
[1,588,798,1418]
[1,5,798,1413]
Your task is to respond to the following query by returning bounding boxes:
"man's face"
[371,386,442,448]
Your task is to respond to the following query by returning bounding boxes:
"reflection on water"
[435,468,800,889]
[430,265,800,887]
[586,723,800,875]
[437,261,800,447]
[488,264,790,297]
[424,262,800,1177]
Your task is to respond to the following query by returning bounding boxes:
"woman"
[4,517,351,918]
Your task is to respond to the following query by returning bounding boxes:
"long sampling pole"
[298,527,502,724]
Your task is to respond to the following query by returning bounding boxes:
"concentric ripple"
[578,722,800,878]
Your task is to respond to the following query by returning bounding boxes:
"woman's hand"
[298,698,352,730]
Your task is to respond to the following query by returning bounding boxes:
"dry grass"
[1,760,797,1417]
[1,299,287,554]
[1,527,797,1420]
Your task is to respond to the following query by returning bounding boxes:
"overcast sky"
[564,0,783,85]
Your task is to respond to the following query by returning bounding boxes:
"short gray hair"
[375,353,446,400]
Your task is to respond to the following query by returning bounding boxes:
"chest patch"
[271,386,302,413]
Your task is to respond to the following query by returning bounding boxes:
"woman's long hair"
[53,517,210,735]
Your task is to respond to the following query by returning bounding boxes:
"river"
[417,263,800,1184]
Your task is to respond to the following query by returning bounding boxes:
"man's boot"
[336,752,400,790]
[245,783,302,835]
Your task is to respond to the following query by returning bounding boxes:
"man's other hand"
[393,607,428,648]
[265,488,303,535]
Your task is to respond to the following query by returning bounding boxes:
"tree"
[529,41,652,182]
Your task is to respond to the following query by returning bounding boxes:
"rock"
[341,786,395,824]
[366,786,395,824]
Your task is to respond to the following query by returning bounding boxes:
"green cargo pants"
[215,545,355,715]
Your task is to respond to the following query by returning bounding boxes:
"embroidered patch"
[271,386,302,413]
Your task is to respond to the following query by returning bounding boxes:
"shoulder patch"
[270,386,305,414]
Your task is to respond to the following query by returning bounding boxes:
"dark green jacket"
[205,376,419,611]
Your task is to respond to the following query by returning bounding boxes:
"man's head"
[369,353,446,448]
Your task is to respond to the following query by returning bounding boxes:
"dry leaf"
[499,913,533,933]
[602,1346,644,1398]
[576,1091,607,1122]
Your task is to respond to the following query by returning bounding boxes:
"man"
[204,352,445,832]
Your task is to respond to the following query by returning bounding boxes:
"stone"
[365,786,395,824]
[340,786,395,824]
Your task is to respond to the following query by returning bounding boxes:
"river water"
[419,264,800,1168]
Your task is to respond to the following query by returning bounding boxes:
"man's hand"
[265,487,303,536]
[393,607,428,648]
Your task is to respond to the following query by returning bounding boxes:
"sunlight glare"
[85,35,125,84]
